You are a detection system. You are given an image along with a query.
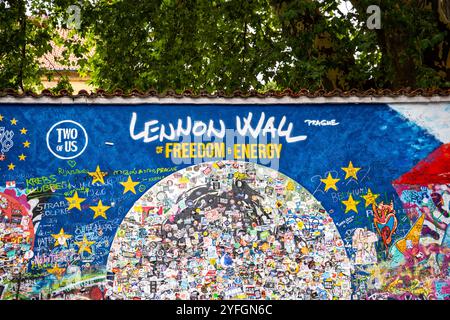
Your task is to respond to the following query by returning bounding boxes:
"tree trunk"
[270,0,355,90]
[17,0,26,92]
[351,0,450,88]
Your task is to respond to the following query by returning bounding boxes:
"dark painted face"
[431,192,443,208]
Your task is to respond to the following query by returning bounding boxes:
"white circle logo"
[46,120,88,160]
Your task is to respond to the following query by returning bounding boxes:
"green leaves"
[0,1,50,91]
[0,0,448,92]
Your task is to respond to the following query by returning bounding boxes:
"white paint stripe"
[50,275,107,295]
[389,103,450,143]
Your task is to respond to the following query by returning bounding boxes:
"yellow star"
[361,188,379,207]
[51,228,72,247]
[18,154,26,161]
[74,234,95,255]
[342,194,360,214]
[20,127,27,134]
[395,213,425,255]
[341,161,361,180]
[65,191,86,211]
[89,200,111,219]
[8,163,15,170]
[47,264,66,280]
[23,140,31,148]
[10,118,17,125]
[88,165,107,185]
[0,114,3,121]
[120,175,139,194]
[320,173,340,191]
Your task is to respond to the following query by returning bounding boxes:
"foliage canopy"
[1,0,449,93]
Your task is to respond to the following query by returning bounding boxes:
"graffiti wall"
[0,102,449,300]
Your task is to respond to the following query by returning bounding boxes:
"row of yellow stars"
[48,165,141,278]
[49,166,140,279]
[318,161,380,214]
[320,161,361,191]
[51,228,94,254]
[65,166,140,219]
[88,165,139,193]
[66,193,111,219]
[0,115,30,170]
[341,189,379,214]
[6,150,29,170]
[47,230,95,278]
[0,115,28,133]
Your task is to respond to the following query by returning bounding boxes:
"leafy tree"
[0,0,449,93]
[0,0,54,90]
[348,0,450,88]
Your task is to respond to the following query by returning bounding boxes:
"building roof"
[1,87,450,98]
[38,29,82,71]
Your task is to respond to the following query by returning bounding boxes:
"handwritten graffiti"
[0,103,448,300]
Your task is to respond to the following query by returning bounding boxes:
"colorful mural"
[0,102,448,300]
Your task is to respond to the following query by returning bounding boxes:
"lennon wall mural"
[0,102,448,300]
